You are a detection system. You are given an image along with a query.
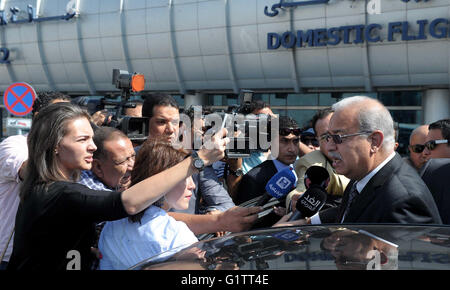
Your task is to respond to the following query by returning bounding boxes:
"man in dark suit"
[423,119,450,159]
[322,96,441,224]
[420,158,450,224]
[276,96,442,226]
[235,116,301,205]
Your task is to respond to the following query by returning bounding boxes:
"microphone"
[288,185,327,221]
[288,166,330,221]
[255,166,298,207]
[304,165,330,189]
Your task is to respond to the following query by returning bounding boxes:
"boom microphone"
[255,166,298,207]
[288,166,330,221]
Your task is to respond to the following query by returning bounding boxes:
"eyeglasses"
[301,136,319,147]
[113,154,136,167]
[424,139,448,151]
[409,144,425,153]
[324,131,372,144]
[280,128,301,136]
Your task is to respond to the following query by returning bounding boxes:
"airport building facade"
[0,0,449,152]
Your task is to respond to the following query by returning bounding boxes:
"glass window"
[390,110,423,157]
[172,95,185,106]
[225,95,239,106]
[287,110,317,129]
[378,91,422,106]
[269,94,287,106]
[318,93,335,106]
[287,93,318,106]
[390,110,423,125]
[272,108,287,118]
[208,95,225,106]
[253,94,270,103]
[341,92,377,99]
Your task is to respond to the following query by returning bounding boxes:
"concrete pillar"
[183,92,208,110]
[423,89,450,124]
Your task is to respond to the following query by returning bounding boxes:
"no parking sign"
[3,82,36,116]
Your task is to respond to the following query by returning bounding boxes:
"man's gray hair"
[332,96,395,151]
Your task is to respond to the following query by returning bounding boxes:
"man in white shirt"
[0,92,70,269]
[0,135,27,269]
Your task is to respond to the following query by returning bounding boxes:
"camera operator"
[224,100,315,199]
[123,99,143,117]
[235,116,300,205]
[176,105,235,215]
[91,109,113,127]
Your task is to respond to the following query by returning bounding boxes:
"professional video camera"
[105,69,149,144]
[204,90,276,158]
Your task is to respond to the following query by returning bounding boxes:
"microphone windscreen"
[295,185,327,218]
[265,166,298,199]
[304,166,330,189]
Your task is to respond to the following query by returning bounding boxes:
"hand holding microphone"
[287,166,329,221]
[255,165,298,207]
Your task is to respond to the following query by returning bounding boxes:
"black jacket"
[319,153,442,224]
[8,182,127,270]
[419,158,450,224]
[235,160,278,205]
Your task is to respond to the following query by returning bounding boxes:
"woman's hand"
[197,128,229,166]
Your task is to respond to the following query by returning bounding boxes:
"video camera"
[73,69,149,144]
[204,90,275,158]
[106,69,149,144]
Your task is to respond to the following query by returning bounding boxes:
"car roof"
[130,224,450,270]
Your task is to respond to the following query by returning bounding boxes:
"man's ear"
[91,159,104,179]
[369,130,384,153]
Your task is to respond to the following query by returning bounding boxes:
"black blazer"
[235,160,278,205]
[235,160,282,229]
[420,158,450,224]
[320,153,442,224]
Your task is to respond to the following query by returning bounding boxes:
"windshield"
[130,224,450,270]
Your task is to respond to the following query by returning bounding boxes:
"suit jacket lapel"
[343,153,403,222]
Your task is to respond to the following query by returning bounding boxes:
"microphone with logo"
[255,166,298,207]
[287,166,330,221]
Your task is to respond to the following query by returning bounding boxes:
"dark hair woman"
[7,102,228,270]
[98,138,198,269]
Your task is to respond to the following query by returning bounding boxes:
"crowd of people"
[0,91,448,270]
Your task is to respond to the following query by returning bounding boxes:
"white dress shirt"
[0,135,28,262]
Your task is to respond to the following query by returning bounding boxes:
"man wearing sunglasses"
[419,119,450,225]
[285,108,350,213]
[300,128,320,151]
[278,96,441,226]
[235,116,301,227]
[404,125,430,171]
[423,119,450,159]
